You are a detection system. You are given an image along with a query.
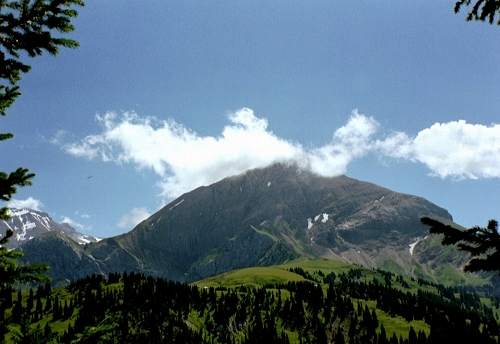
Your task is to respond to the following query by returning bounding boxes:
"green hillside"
[196,258,352,288]
[1,260,499,343]
[195,258,500,342]
[196,266,306,288]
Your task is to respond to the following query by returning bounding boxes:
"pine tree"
[379,324,388,344]
[11,290,23,323]
[0,0,84,298]
[1,0,83,219]
[34,297,43,321]
[43,323,52,341]
[408,326,417,344]
[26,288,34,313]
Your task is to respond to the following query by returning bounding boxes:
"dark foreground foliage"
[422,217,500,273]
[0,270,499,343]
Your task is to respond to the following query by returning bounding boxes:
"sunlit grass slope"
[195,258,353,287]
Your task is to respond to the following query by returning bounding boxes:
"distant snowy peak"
[0,208,100,247]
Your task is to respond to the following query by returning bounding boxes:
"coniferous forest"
[1,266,499,344]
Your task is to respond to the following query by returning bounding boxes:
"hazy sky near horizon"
[2,1,500,237]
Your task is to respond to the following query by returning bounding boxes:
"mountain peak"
[17,168,455,284]
[0,208,100,247]
[83,166,453,282]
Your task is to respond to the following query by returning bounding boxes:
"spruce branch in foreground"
[421,217,500,273]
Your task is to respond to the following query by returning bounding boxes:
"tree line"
[1,269,498,343]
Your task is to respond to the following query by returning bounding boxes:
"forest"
[1,265,499,343]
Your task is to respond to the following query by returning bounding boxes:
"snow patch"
[73,233,100,245]
[77,236,91,244]
[408,236,427,256]
[321,213,329,223]
[30,212,51,230]
[10,209,29,217]
[307,218,313,230]
[169,199,184,211]
[23,222,36,230]
[16,230,27,241]
[313,213,329,224]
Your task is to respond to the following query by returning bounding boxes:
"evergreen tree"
[0,0,84,219]
[11,290,23,323]
[1,0,84,295]
[408,326,417,344]
[0,230,48,293]
[379,324,388,344]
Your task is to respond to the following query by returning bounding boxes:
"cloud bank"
[7,197,44,211]
[62,108,500,199]
[377,120,500,179]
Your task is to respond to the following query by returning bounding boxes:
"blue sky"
[2,0,500,237]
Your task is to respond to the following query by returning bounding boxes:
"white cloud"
[74,210,91,219]
[7,197,44,211]
[63,108,377,198]
[306,110,379,176]
[60,216,85,230]
[377,120,500,179]
[375,131,413,159]
[118,207,151,229]
[61,107,500,199]
[49,129,69,145]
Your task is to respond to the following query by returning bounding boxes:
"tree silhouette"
[455,0,500,24]
[0,0,84,220]
[421,217,500,272]
[0,0,84,300]
[0,230,48,291]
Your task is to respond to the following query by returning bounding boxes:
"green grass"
[251,225,278,242]
[277,257,352,273]
[361,300,430,339]
[195,258,354,288]
[433,265,486,286]
[195,266,306,288]
[379,259,406,276]
[196,249,222,266]
[480,297,500,319]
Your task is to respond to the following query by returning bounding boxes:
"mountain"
[0,208,100,247]
[19,231,104,283]
[21,163,479,286]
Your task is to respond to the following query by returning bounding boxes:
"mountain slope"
[19,231,103,284]
[19,163,482,286]
[69,163,455,282]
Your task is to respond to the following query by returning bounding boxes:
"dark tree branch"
[421,217,500,273]
[455,0,500,24]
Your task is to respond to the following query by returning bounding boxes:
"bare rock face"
[20,163,466,284]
